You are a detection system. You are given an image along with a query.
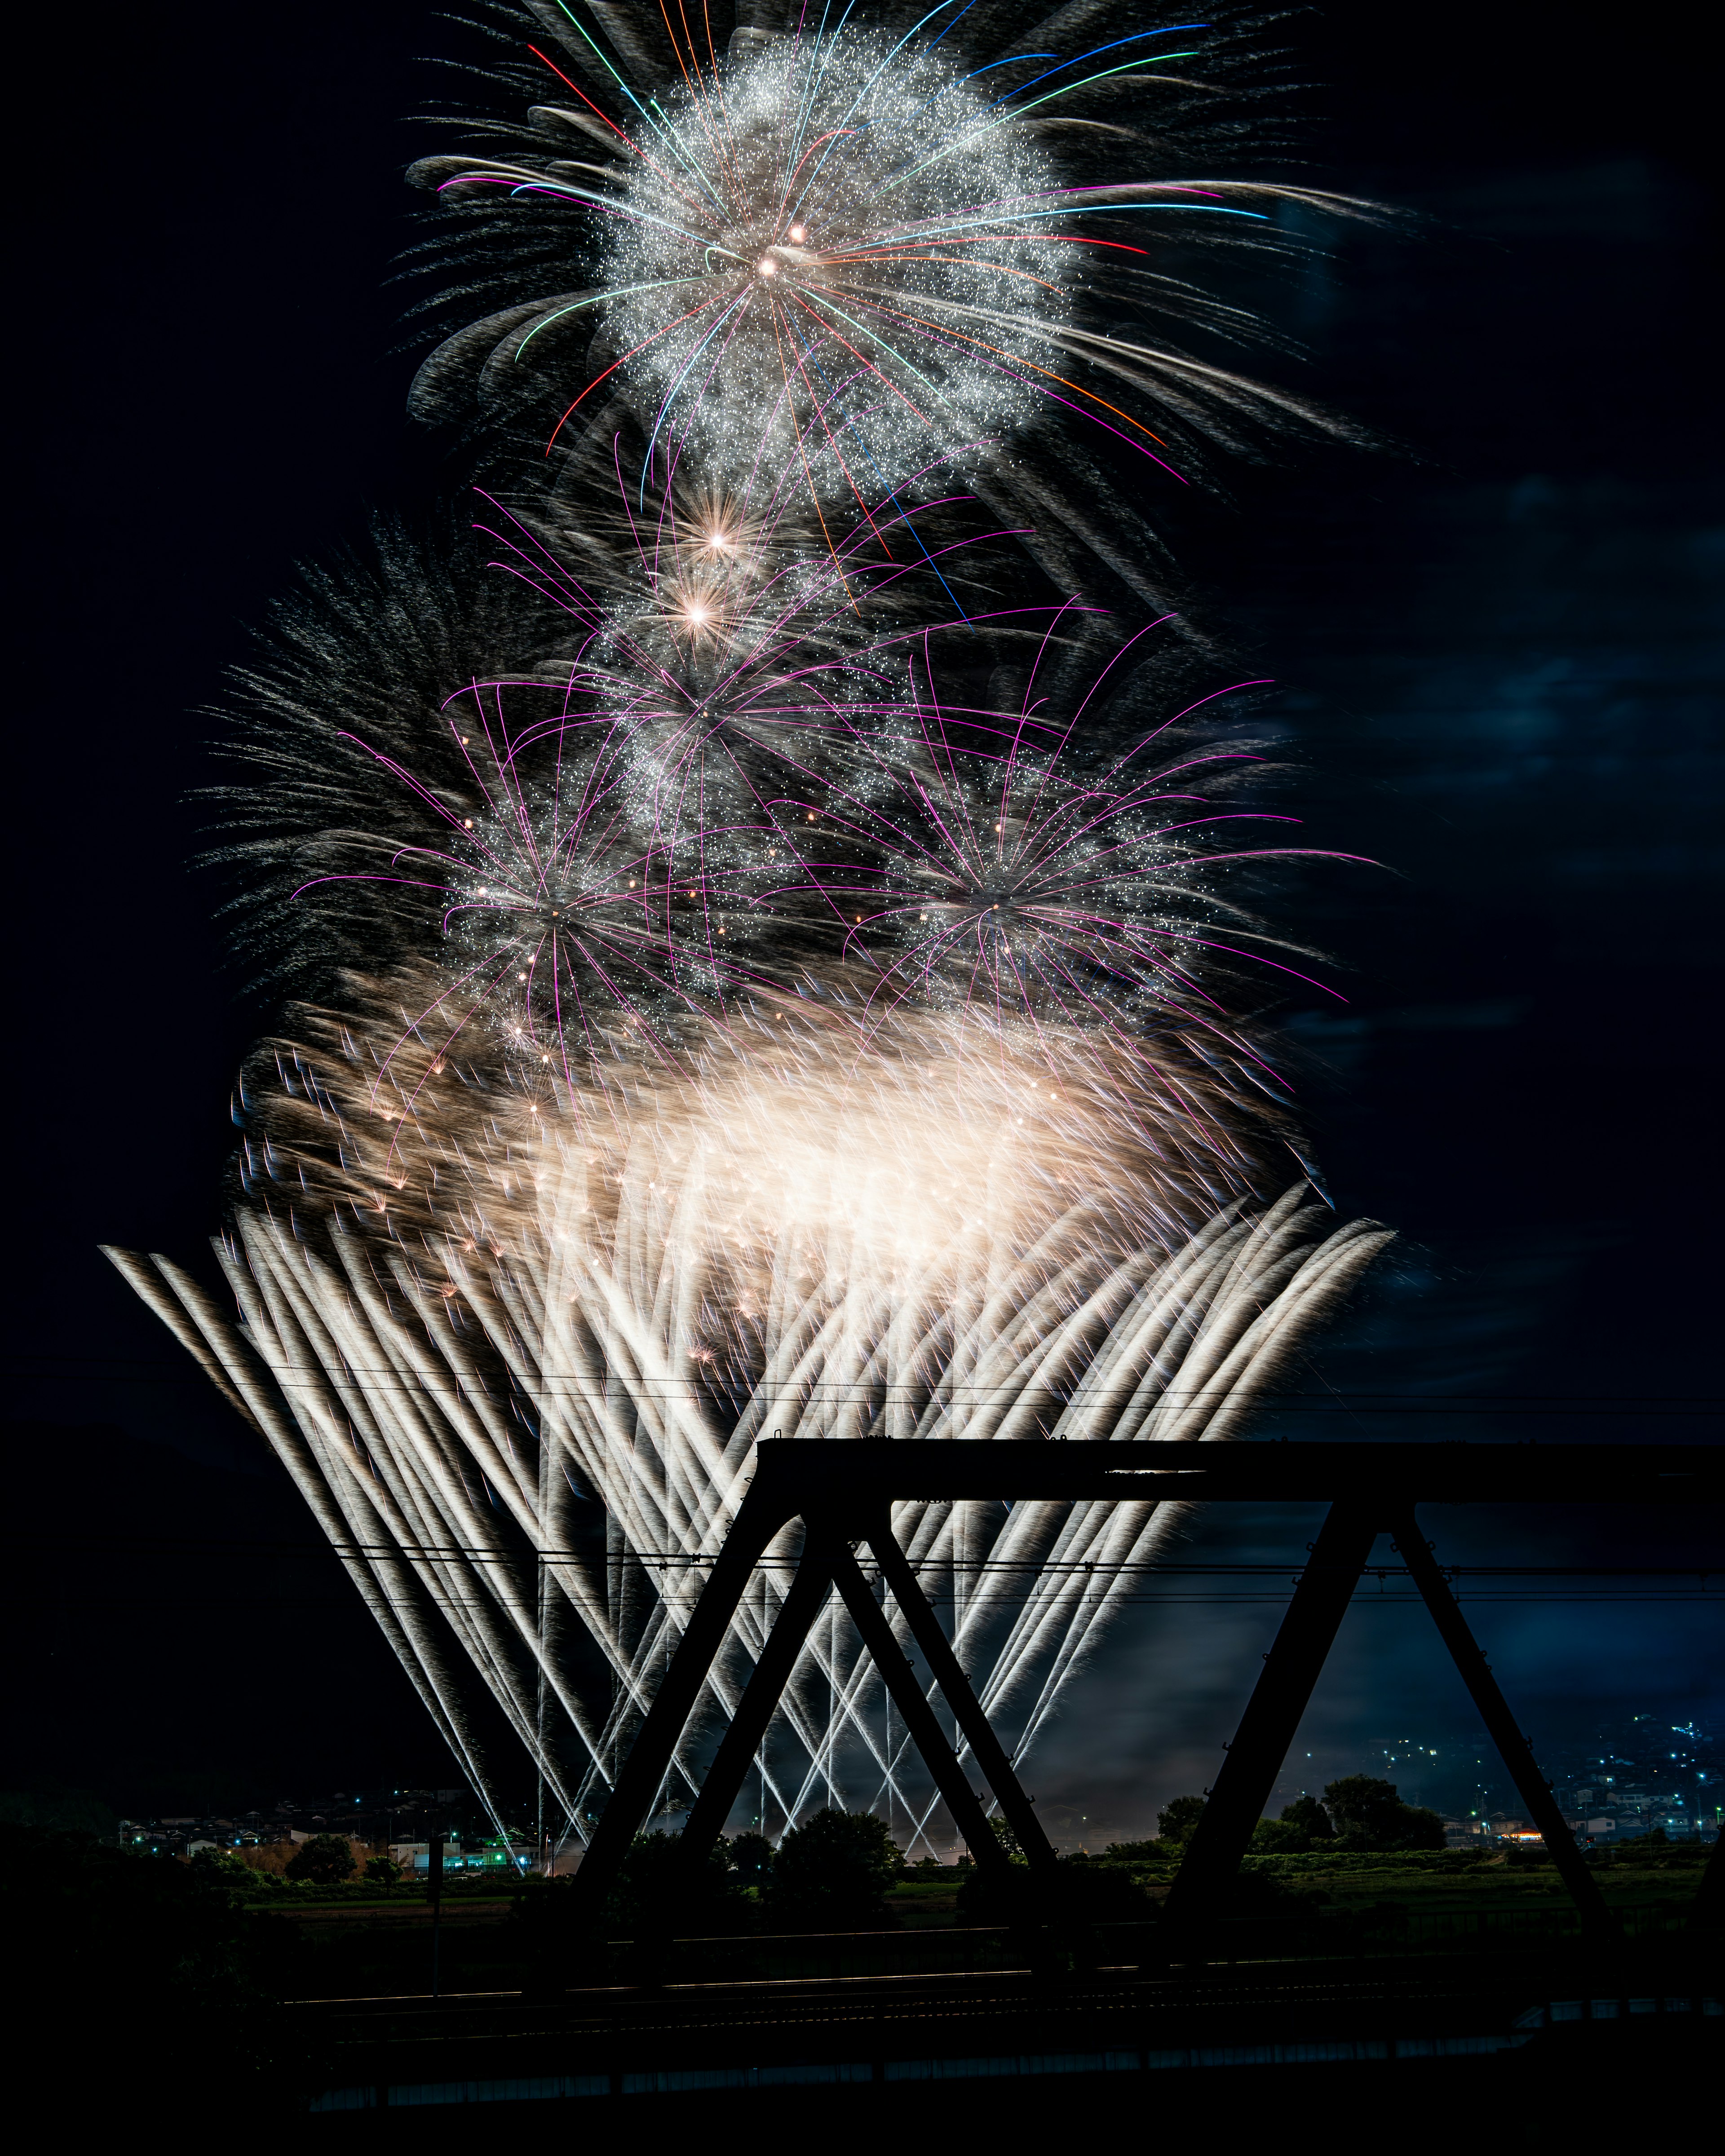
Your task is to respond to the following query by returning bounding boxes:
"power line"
[10,1586,1707,1604]
[16,1539,1719,1576]
[10,1357,1724,1413]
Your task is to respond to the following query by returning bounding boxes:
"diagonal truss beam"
[566,1487,786,1920]
[864,1508,1058,1873]
[1389,1509,1614,1934]
[1163,1500,1380,1932]
[575,1498,1054,1921]
[828,1545,1013,1878]
[675,1523,846,1869]
[1165,1502,1620,1944]
[560,1445,1718,1953]
[672,1522,1029,1884]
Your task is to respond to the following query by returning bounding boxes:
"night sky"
[8,4,1720,1829]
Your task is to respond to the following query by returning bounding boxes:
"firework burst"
[203,506,906,1067]
[125,974,1384,1838]
[557,23,1077,499]
[724,609,1362,1101]
[115,2,1392,1851]
[407,3,1377,603]
[208,481,1351,1112]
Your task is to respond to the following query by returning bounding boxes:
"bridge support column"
[1390,1510,1614,1935]
[1163,1501,1380,1940]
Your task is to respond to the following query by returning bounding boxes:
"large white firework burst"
[408,0,1376,589]
[590,26,1075,498]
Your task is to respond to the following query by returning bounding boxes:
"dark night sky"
[6,4,1721,1826]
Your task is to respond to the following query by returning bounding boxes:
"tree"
[1252,1794,1337,1852]
[363,1855,403,1893]
[987,1816,1027,1864]
[189,1847,265,1891]
[2,1828,308,2124]
[284,1832,357,1885]
[1322,1776,1445,1851]
[506,1831,746,1989]
[1156,1795,1207,1846]
[725,1831,773,1883]
[607,1832,748,1936]
[957,1853,1151,1927]
[0,1788,119,1837]
[763,1809,902,1931]
[1278,1794,1335,1842]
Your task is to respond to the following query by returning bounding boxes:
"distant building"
[112,1782,491,1859]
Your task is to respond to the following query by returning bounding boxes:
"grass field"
[252,1845,1711,1998]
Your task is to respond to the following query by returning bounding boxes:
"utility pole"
[428,1833,444,2001]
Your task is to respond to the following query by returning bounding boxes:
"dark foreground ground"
[300,1933,1718,2145]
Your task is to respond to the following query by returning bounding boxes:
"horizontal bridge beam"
[739,1440,1719,1517]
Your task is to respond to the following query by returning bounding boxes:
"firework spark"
[756,617,1364,1048]
[108,982,1387,1840]
[206,479,1356,1212]
[111,3,1390,1853]
[407,3,1377,601]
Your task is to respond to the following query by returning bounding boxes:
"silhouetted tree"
[363,1855,403,1893]
[189,1846,265,1890]
[509,1829,749,1987]
[1157,1795,1207,1845]
[957,1853,1151,1926]
[1279,1794,1335,1840]
[726,1831,773,1882]
[285,1832,356,1884]
[609,1832,749,1935]
[2,1829,309,2124]
[1322,1776,1445,1851]
[0,1789,119,1837]
[764,1809,902,1930]
[1252,1794,1336,1851]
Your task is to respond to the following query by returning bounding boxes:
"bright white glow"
[111,1005,1389,1858]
